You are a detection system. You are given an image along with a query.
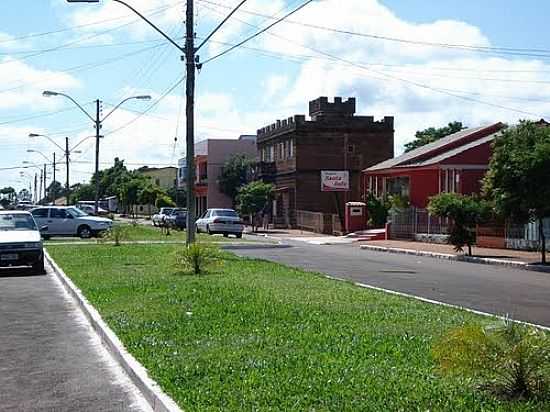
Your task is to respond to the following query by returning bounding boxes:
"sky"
[2,0,550,193]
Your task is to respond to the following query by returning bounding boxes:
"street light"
[27,149,58,204]
[43,91,150,212]
[66,0,197,245]
[30,133,84,205]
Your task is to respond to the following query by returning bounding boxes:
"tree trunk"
[540,218,547,265]
[467,244,472,257]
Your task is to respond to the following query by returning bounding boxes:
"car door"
[49,208,75,235]
[31,208,50,230]
[197,210,209,231]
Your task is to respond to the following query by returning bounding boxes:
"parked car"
[166,209,187,230]
[31,206,112,239]
[78,204,110,216]
[0,211,46,274]
[16,200,35,211]
[196,208,244,238]
[152,207,174,227]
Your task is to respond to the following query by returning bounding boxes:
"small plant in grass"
[175,242,221,275]
[432,320,550,400]
[99,224,130,246]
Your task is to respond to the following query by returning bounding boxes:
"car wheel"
[153,220,157,227]
[32,256,46,275]
[207,225,212,235]
[78,225,92,239]
[223,233,229,238]
[236,233,243,239]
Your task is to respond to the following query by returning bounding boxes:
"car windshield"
[68,207,88,218]
[212,210,238,217]
[162,208,173,214]
[0,214,37,231]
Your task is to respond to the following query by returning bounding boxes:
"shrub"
[175,242,220,275]
[432,320,550,399]
[99,224,130,246]
[365,193,390,227]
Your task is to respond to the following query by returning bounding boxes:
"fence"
[296,210,324,233]
[505,219,550,251]
[388,208,450,241]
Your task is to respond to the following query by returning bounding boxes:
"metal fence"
[389,208,450,240]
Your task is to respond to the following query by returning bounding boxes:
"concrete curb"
[323,274,550,331]
[360,244,550,273]
[44,251,182,412]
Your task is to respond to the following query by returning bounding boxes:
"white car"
[196,208,244,238]
[0,211,45,274]
[31,206,112,239]
[152,207,174,227]
[78,204,110,216]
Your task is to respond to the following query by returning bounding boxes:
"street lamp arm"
[56,92,95,123]
[31,134,65,152]
[112,0,184,53]
[69,135,95,152]
[102,95,151,122]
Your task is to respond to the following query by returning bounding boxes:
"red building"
[363,123,505,208]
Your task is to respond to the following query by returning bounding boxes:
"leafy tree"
[0,198,10,209]
[365,193,390,228]
[46,181,64,203]
[167,186,186,208]
[91,157,131,198]
[156,193,176,209]
[405,121,466,152]
[428,193,491,256]
[138,183,164,216]
[70,183,96,203]
[237,181,274,232]
[0,187,16,201]
[218,154,255,206]
[483,120,550,264]
[118,175,146,217]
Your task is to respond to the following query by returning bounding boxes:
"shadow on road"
[0,268,46,278]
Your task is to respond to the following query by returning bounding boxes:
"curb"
[360,244,550,273]
[322,274,550,331]
[45,251,182,412]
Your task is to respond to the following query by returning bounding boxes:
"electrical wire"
[201,0,315,65]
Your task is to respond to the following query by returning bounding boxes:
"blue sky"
[2,0,550,193]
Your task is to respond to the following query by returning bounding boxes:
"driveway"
[0,265,150,412]
[237,237,550,327]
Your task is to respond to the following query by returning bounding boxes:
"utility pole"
[34,173,37,204]
[65,137,70,205]
[94,99,101,213]
[185,0,196,244]
[38,169,43,205]
[43,164,47,203]
[52,152,57,205]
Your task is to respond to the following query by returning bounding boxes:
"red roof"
[365,122,505,173]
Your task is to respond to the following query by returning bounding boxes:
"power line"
[201,0,315,65]
[196,0,250,51]
[197,0,550,59]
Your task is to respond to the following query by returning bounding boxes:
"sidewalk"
[363,240,542,264]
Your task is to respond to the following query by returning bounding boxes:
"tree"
[155,193,176,209]
[46,181,64,203]
[70,183,96,203]
[428,193,491,256]
[483,121,550,264]
[118,175,146,217]
[237,181,274,232]
[91,157,131,198]
[218,154,255,206]
[365,193,390,228]
[0,187,16,202]
[405,121,466,152]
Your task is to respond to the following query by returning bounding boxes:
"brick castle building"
[257,97,394,231]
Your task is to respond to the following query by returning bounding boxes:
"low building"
[257,96,394,232]
[138,166,178,190]
[178,136,257,216]
[363,122,505,208]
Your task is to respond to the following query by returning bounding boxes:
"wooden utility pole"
[185,0,196,244]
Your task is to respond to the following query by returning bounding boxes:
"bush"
[366,193,390,227]
[99,224,130,246]
[175,242,220,275]
[432,320,550,400]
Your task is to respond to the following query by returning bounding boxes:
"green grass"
[44,223,225,243]
[46,243,549,411]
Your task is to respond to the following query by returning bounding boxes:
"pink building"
[178,136,256,215]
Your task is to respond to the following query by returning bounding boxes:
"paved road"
[237,237,550,327]
[0,265,150,412]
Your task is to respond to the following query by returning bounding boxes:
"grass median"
[46,243,548,411]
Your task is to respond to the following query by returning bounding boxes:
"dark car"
[166,209,187,230]
[0,211,45,274]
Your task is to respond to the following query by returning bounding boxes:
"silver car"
[31,206,112,239]
[196,208,244,238]
[0,211,45,274]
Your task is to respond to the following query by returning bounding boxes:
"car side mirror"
[67,214,74,219]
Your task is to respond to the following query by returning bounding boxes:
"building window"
[288,139,294,159]
[386,177,410,199]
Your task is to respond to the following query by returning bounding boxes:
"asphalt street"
[0,265,150,412]
[236,238,550,327]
